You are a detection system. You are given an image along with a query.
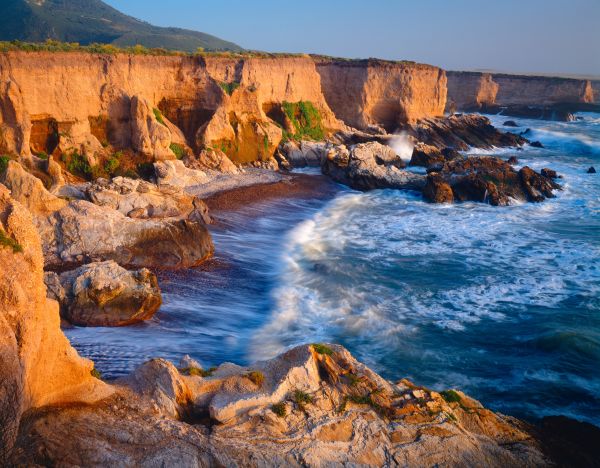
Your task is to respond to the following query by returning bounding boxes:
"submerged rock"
[45,261,162,327]
[424,157,560,205]
[530,141,544,148]
[322,141,424,191]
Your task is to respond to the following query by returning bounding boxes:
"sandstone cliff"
[447,71,596,111]
[0,51,449,169]
[316,58,447,131]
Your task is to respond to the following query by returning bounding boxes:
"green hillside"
[0,0,242,52]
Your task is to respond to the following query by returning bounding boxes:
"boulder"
[45,261,162,327]
[130,96,174,161]
[530,141,544,148]
[507,156,519,165]
[541,168,559,179]
[409,143,461,168]
[322,141,425,191]
[279,140,328,168]
[86,176,212,224]
[503,120,519,127]
[423,157,560,205]
[186,148,239,174]
[154,160,209,188]
[411,114,528,150]
[588,166,596,174]
[423,173,454,203]
[40,200,214,269]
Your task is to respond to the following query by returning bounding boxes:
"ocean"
[67,112,600,426]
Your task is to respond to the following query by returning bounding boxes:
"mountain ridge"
[0,0,242,52]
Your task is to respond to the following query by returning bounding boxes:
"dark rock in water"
[423,173,454,203]
[530,141,544,148]
[503,120,519,127]
[588,166,597,174]
[500,104,576,122]
[507,156,519,165]
[538,416,600,468]
[411,114,528,151]
[541,168,558,179]
[441,147,462,160]
[520,128,531,136]
[422,157,560,206]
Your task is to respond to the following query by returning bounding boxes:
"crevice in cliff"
[30,117,60,156]
[158,98,216,150]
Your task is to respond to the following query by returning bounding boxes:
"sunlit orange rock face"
[315,58,448,131]
[0,52,449,165]
[446,70,596,111]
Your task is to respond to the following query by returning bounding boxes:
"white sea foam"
[389,131,414,161]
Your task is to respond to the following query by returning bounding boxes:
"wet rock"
[409,144,462,168]
[588,166,596,174]
[424,157,560,205]
[322,141,425,191]
[45,261,162,327]
[541,168,559,179]
[530,141,544,148]
[507,156,519,165]
[520,128,531,136]
[503,120,519,127]
[411,114,528,151]
[423,173,454,203]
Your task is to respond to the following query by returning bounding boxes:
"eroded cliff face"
[447,71,596,110]
[0,52,447,168]
[316,59,447,131]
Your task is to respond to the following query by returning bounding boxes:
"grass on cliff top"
[0,230,23,254]
[0,39,308,59]
[441,390,462,404]
[311,343,333,356]
[282,101,325,142]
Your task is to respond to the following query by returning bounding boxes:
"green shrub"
[184,366,216,377]
[36,151,49,160]
[271,402,287,418]
[311,343,333,356]
[0,230,23,253]
[104,151,122,176]
[245,370,265,387]
[61,151,92,179]
[219,81,240,96]
[169,143,185,160]
[348,394,373,405]
[153,108,166,126]
[441,390,462,404]
[91,368,102,379]
[282,101,324,142]
[346,373,361,386]
[0,155,10,174]
[293,390,313,408]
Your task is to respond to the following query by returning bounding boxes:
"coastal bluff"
[0,51,447,166]
[446,70,598,114]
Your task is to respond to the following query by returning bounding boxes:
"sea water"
[67,113,600,425]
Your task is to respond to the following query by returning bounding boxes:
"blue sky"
[104,0,600,76]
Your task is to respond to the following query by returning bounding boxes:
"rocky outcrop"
[0,186,111,461]
[423,157,560,205]
[11,343,551,466]
[45,261,162,327]
[411,114,528,150]
[153,159,209,188]
[278,140,329,168]
[130,96,174,160]
[1,161,214,269]
[86,175,212,223]
[322,141,425,191]
[315,58,447,131]
[409,143,462,168]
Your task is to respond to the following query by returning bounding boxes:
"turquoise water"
[67,113,600,425]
